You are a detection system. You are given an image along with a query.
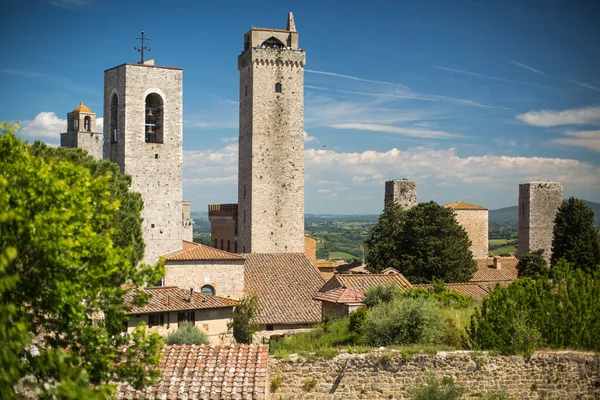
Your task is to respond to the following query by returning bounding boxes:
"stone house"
[163,240,245,299]
[123,286,237,343]
[314,274,412,320]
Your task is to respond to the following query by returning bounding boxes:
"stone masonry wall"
[518,182,563,263]
[163,260,245,300]
[384,180,417,210]
[454,209,489,258]
[237,47,306,254]
[103,63,183,264]
[269,350,600,399]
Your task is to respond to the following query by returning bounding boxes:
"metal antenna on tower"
[134,31,151,64]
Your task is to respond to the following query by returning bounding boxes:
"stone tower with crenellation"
[60,103,102,159]
[384,179,417,210]
[518,182,563,264]
[236,12,306,253]
[103,59,183,264]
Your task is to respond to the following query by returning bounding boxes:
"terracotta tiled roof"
[124,287,237,314]
[116,344,268,399]
[319,273,412,295]
[243,253,325,325]
[444,201,488,210]
[414,283,493,300]
[471,256,519,282]
[313,287,365,305]
[381,267,401,274]
[164,242,244,261]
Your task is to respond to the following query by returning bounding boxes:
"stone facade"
[182,200,193,243]
[163,259,245,299]
[126,307,232,343]
[518,182,563,263]
[208,204,238,252]
[103,62,183,264]
[444,203,489,258]
[269,350,600,399]
[304,235,317,263]
[237,13,306,254]
[384,179,417,210]
[60,104,102,159]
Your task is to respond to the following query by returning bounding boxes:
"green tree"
[0,124,164,398]
[228,295,260,344]
[517,249,549,278]
[164,321,209,345]
[551,197,600,272]
[365,202,477,283]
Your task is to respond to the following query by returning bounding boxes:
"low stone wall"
[268,350,600,399]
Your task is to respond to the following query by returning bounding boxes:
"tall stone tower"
[384,179,417,210]
[60,103,102,159]
[103,60,183,264]
[444,201,489,258]
[518,182,563,264]
[237,12,306,253]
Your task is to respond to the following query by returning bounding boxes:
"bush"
[407,375,465,400]
[364,297,444,346]
[401,288,471,309]
[164,321,209,345]
[229,295,260,344]
[348,306,368,339]
[364,284,403,308]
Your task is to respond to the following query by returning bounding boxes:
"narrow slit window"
[275,82,282,93]
[110,94,118,143]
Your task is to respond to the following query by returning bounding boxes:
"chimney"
[189,287,194,304]
[493,256,502,270]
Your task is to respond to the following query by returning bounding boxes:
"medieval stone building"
[384,179,417,210]
[444,201,489,258]
[60,103,102,159]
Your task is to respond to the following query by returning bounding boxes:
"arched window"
[84,116,91,132]
[275,82,282,93]
[72,118,78,131]
[201,285,215,296]
[227,240,230,252]
[220,239,224,250]
[110,94,118,143]
[260,36,285,49]
[145,93,163,143]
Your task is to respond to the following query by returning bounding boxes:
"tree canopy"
[365,201,477,283]
[0,123,164,398]
[517,249,549,279]
[551,197,600,273]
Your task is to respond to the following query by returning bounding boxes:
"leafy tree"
[365,202,477,283]
[228,295,260,344]
[517,249,549,278]
[551,197,600,272]
[0,124,164,398]
[364,284,403,308]
[164,321,209,345]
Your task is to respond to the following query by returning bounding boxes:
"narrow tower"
[384,179,417,210]
[518,182,563,263]
[237,12,306,253]
[60,103,102,159]
[103,59,183,264]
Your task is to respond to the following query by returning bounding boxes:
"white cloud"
[436,65,556,91]
[96,117,103,133]
[304,131,317,142]
[19,112,65,139]
[552,130,600,152]
[330,123,461,139]
[568,80,600,92]
[517,106,600,127]
[221,136,238,143]
[184,175,237,186]
[510,60,546,76]
[305,69,409,89]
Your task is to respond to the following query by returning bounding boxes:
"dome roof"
[72,102,91,113]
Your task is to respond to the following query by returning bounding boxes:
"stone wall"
[269,350,600,399]
[384,179,417,210]
[304,235,317,264]
[182,200,193,243]
[237,44,306,254]
[518,182,563,263]
[453,209,489,258]
[164,259,245,299]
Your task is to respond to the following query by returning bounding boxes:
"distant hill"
[490,199,600,226]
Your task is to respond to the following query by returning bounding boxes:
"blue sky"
[2,0,599,213]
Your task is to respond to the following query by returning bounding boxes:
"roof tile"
[164,242,245,261]
[124,287,237,314]
[444,201,488,210]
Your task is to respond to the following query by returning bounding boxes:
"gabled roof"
[313,287,365,305]
[319,273,412,295]
[444,201,488,210]
[243,253,325,325]
[164,241,244,261]
[123,287,237,314]
[116,344,268,399]
[472,256,519,282]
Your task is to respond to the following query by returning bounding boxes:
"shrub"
[364,284,403,308]
[270,375,282,392]
[482,390,510,400]
[228,294,260,344]
[164,321,209,345]
[400,288,471,309]
[364,297,444,346]
[407,374,465,400]
[302,378,317,391]
[348,306,368,339]
[440,318,463,348]
[517,249,549,279]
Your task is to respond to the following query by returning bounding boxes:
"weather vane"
[134,31,151,64]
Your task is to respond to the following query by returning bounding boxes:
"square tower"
[237,12,306,253]
[384,179,417,210]
[103,61,183,264]
[518,182,563,263]
[60,103,102,159]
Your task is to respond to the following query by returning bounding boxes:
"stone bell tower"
[60,103,102,159]
[103,59,183,264]
[237,12,306,254]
